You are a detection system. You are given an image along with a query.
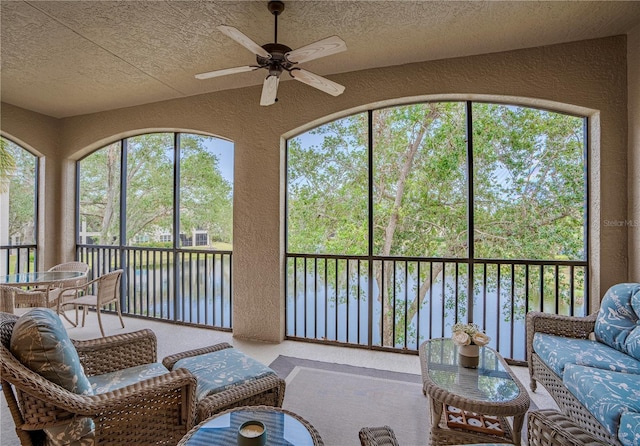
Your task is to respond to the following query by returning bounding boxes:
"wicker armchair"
[0,285,47,314]
[41,261,91,325]
[0,311,197,446]
[359,426,400,446]
[57,269,124,337]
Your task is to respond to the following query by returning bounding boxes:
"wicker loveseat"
[527,283,640,446]
[1,308,286,445]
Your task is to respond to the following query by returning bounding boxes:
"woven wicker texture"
[163,343,286,422]
[47,262,90,274]
[42,262,90,324]
[177,405,324,445]
[420,339,529,446]
[527,410,606,446]
[58,269,124,337]
[359,425,400,446]
[1,311,197,445]
[0,285,47,313]
[526,311,622,445]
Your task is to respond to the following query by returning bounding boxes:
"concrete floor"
[1,310,558,445]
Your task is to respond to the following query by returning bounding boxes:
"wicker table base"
[430,399,515,446]
[420,339,530,446]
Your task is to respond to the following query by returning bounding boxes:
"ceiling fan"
[195,0,347,106]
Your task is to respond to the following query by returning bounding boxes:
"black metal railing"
[1,244,38,276]
[77,244,232,330]
[286,254,588,362]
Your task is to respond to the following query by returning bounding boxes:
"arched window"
[77,132,234,328]
[0,137,38,274]
[286,101,588,361]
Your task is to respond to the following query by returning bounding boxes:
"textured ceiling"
[2,1,640,118]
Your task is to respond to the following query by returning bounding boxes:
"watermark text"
[603,219,640,227]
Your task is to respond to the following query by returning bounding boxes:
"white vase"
[458,344,480,368]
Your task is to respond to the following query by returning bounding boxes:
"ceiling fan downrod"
[260,1,291,79]
[268,1,285,44]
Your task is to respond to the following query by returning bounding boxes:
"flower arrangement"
[451,322,490,347]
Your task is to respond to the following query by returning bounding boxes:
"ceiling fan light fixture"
[195,1,347,106]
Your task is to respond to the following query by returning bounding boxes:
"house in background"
[1,1,639,345]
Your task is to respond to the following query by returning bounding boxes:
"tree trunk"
[374,109,431,347]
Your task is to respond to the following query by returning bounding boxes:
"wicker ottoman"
[163,342,286,421]
[527,409,605,446]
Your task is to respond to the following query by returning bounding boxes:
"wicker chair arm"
[49,281,89,296]
[359,426,400,446]
[162,342,233,369]
[70,368,197,415]
[74,329,158,375]
[3,345,193,413]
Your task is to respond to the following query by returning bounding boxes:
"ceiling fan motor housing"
[258,43,293,77]
[196,0,346,105]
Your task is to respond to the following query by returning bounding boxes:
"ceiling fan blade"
[195,65,257,80]
[260,75,280,106]
[290,69,345,97]
[285,36,347,64]
[217,25,271,59]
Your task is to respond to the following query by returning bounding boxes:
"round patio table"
[1,271,84,287]
[178,405,324,446]
[1,271,85,313]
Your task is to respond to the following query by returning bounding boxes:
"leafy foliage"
[1,137,36,244]
[79,133,233,246]
[287,101,586,346]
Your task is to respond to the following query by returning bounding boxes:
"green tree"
[180,134,233,244]
[287,102,585,346]
[0,138,17,194]
[1,137,36,245]
[79,133,233,246]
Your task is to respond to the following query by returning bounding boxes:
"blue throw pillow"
[595,283,640,361]
[10,308,95,445]
[10,308,93,395]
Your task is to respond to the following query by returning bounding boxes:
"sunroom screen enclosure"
[286,101,588,362]
[76,132,234,328]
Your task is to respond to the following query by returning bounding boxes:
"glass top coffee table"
[419,338,530,446]
[178,405,324,446]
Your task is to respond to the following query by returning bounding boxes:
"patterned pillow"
[618,412,640,446]
[595,283,640,361]
[10,308,95,445]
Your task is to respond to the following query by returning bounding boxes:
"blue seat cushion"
[173,348,276,401]
[618,412,640,446]
[595,283,640,361]
[533,332,640,376]
[88,363,169,394]
[563,363,640,437]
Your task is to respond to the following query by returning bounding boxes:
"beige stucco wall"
[629,24,640,282]
[0,36,630,342]
[0,104,73,271]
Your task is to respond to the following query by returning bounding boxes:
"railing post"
[466,101,475,324]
